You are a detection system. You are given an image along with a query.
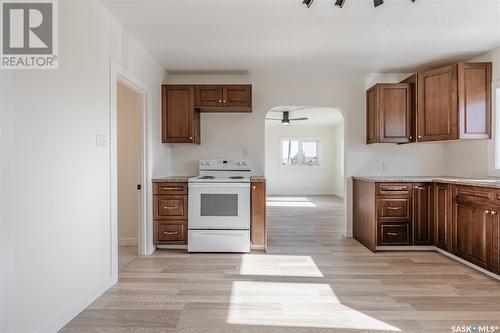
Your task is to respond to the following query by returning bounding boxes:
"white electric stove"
[188,159,251,253]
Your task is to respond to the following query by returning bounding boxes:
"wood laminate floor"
[62,195,500,333]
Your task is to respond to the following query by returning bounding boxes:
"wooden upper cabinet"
[223,85,252,109]
[458,62,492,139]
[194,84,252,112]
[161,85,200,144]
[366,83,411,144]
[195,85,223,108]
[417,64,459,142]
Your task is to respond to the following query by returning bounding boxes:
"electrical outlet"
[96,134,107,148]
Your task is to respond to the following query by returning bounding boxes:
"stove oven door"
[188,182,250,230]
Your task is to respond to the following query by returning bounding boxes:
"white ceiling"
[101,0,500,73]
[265,106,344,126]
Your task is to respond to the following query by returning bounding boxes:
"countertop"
[152,176,266,183]
[250,176,266,183]
[352,176,500,189]
[152,176,194,183]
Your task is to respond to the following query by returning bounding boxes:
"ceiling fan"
[265,111,308,125]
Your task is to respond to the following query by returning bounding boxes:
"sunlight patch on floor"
[266,197,317,207]
[227,281,401,331]
[239,254,324,277]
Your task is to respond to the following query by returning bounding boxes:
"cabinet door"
[458,62,492,139]
[417,65,458,142]
[400,74,417,142]
[454,199,492,269]
[251,182,266,247]
[222,85,252,109]
[162,85,199,143]
[492,208,500,275]
[433,183,453,251]
[366,86,377,144]
[413,183,432,245]
[378,84,411,143]
[195,85,223,108]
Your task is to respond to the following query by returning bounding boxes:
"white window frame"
[280,137,320,168]
[488,80,500,177]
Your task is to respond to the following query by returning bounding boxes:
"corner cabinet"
[366,83,412,144]
[161,85,200,144]
[366,62,492,144]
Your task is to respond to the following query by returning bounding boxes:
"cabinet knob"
[189,136,193,140]
[252,185,256,190]
[492,211,497,215]
[218,100,222,103]
[409,136,413,140]
[485,210,491,214]
[223,100,226,103]
[418,135,422,139]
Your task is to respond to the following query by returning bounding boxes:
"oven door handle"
[188,183,250,189]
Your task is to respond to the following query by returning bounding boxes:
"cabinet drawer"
[376,183,412,195]
[154,195,187,220]
[455,185,493,204]
[155,221,187,244]
[376,196,411,222]
[378,223,410,245]
[153,182,188,195]
[493,191,500,206]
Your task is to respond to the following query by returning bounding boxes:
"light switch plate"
[96,134,107,148]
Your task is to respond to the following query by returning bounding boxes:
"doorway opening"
[264,106,346,250]
[117,81,143,270]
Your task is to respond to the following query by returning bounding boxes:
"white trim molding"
[488,80,500,177]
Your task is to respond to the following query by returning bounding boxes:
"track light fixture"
[302,0,415,9]
[335,0,345,8]
[303,0,314,8]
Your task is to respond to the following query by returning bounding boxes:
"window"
[281,138,319,167]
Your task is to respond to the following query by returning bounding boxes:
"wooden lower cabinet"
[378,222,410,245]
[433,183,453,251]
[413,183,432,245]
[492,209,500,275]
[153,181,188,245]
[251,181,266,248]
[453,198,492,269]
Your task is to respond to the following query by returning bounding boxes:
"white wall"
[117,82,141,246]
[444,46,500,178]
[332,123,345,198]
[167,72,448,236]
[265,124,340,196]
[0,1,169,332]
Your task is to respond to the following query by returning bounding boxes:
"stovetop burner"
[230,176,244,179]
[199,176,215,179]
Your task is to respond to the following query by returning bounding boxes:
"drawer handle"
[163,231,178,235]
[415,186,424,190]
[163,206,178,209]
[382,187,406,191]
[387,232,400,236]
[387,206,403,210]
[161,186,183,191]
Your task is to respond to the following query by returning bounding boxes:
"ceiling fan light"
[282,120,290,125]
[335,0,345,8]
[374,0,384,7]
[303,0,314,8]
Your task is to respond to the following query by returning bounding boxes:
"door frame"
[110,59,154,284]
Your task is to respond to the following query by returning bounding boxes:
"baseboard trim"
[119,237,138,246]
[435,248,500,281]
[156,245,187,250]
[251,244,265,250]
[37,278,114,333]
[375,245,500,281]
[376,246,436,251]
